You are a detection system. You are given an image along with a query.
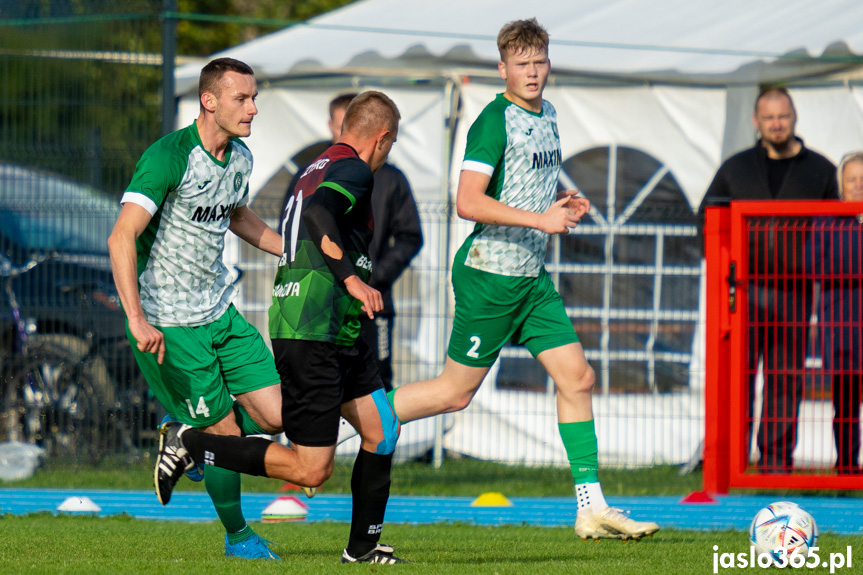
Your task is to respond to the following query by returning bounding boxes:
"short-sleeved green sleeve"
[232,138,252,208]
[125,133,190,207]
[463,96,508,171]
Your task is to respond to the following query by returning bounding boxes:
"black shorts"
[272,337,383,447]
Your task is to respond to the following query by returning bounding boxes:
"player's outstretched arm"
[229,204,281,256]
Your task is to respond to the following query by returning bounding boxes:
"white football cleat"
[574,506,659,541]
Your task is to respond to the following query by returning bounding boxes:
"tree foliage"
[0,1,164,191]
[0,0,357,193]
[177,0,358,56]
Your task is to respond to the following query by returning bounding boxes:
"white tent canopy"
[175,0,863,207]
[174,1,863,468]
[177,0,863,94]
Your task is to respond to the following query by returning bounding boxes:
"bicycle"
[0,253,114,460]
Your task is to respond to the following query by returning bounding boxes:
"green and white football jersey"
[121,123,251,327]
[460,93,562,277]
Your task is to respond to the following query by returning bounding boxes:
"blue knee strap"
[371,388,400,455]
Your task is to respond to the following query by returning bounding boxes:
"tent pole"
[432,76,461,469]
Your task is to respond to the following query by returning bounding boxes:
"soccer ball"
[749,501,818,566]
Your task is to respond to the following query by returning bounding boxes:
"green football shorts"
[447,259,579,367]
[128,304,280,427]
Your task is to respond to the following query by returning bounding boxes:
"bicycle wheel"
[0,334,111,460]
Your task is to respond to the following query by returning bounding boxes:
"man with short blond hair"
[386,18,658,542]
[282,92,423,393]
[342,91,400,138]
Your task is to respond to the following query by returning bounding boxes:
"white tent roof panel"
[176,0,863,94]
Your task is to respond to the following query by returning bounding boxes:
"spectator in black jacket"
[699,87,839,473]
[283,93,423,391]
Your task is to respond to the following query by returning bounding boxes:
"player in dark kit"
[271,138,379,346]
[155,91,407,564]
[282,92,423,393]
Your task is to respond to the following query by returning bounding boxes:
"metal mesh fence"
[0,168,158,461]
[1,5,707,483]
[1,4,165,462]
[703,203,863,491]
[0,2,164,195]
[745,214,862,476]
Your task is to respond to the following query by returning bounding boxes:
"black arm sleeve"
[303,186,357,283]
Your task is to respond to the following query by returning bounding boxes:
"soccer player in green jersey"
[385,18,659,541]
[108,58,284,559]
[155,91,407,564]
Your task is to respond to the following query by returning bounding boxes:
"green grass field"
[1,515,860,575]
[3,458,862,574]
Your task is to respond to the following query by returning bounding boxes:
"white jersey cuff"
[461,160,494,176]
[121,192,158,216]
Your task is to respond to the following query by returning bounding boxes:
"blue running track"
[1,489,861,535]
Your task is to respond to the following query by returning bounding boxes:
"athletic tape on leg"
[371,388,400,455]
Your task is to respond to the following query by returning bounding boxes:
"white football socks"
[337,417,359,445]
[575,482,609,514]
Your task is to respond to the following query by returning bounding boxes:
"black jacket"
[700,137,837,207]
[284,142,423,316]
[366,163,423,316]
[699,138,838,276]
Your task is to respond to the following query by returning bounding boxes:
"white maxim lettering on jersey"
[273,282,301,297]
[355,255,373,271]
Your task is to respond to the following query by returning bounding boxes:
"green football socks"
[204,404,271,538]
[204,464,248,536]
[558,420,599,484]
[226,524,254,545]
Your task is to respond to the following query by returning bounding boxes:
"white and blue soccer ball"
[749,501,818,566]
